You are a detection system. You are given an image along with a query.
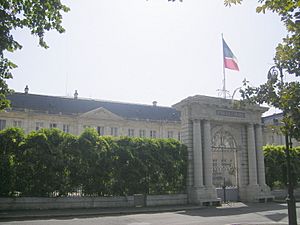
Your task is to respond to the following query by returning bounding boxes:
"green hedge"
[264,145,300,189]
[0,128,187,197]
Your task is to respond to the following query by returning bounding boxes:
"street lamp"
[268,66,297,225]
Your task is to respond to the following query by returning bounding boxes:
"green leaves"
[0,0,70,110]
[0,128,187,197]
[240,70,300,140]
[264,145,300,188]
[0,128,25,196]
[275,35,300,77]
[224,0,242,7]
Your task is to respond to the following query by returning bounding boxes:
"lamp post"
[268,66,297,225]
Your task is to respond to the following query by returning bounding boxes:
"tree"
[224,0,300,164]
[224,1,299,224]
[0,128,25,196]
[19,129,69,196]
[264,145,300,189]
[0,0,69,110]
[240,70,300,141]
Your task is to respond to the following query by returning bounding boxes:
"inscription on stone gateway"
[216,110,245,118]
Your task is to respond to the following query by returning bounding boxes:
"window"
[178,132,181,141]
[221,159,227,167]
[63,124,70,133]
[167,131,174,138]
[36,122,44,131]
[150,130,156,138]
[13,120,22,128]
[0,119,6,130]
[139,129,146,137]
[213,159,218,171]
[50,123,57,128]
[110,127,118,136]
[128,129,134,137]
[97,126,105,136]
[271,135,274,143]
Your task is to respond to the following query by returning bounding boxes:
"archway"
[212,128,238,187]
[174,94,273,204]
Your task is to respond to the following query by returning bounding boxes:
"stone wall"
[271,188,300,200]
[0,194,188,210]
[146,194,187,206]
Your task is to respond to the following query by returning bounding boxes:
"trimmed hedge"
[0,128,187,197]
[264,145,300,189]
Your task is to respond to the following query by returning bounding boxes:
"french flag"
[223,38,239,71]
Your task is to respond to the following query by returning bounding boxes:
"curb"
[0,205,203,221]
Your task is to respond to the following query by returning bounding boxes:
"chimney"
[24,85,29,94]
[152,101,157,107]
[74,90,78,99]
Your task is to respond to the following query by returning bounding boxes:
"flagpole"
[222,33,226,99]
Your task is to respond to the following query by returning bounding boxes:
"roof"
[261,112,283,124]
[7,93,181,122]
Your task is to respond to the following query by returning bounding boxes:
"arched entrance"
[211,128,238,187]
[174,94,273,204]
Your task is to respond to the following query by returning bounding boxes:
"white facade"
[262,113,300,147]
[0,92,287,204]
[0,93,181,140]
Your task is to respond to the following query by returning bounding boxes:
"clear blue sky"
[6,0,287,109]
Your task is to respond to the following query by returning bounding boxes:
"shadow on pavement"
[177,202,289,217]
[264,212,288,222]
[1,202,298,222]
[176,202,294,223]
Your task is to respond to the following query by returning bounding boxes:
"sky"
[6,0,288,112]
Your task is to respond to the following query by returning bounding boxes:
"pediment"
[79,107,123,121]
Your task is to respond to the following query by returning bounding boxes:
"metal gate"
[211,128,238,188]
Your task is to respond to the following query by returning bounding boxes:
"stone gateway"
[0,91,279,205]
[174,95,273,205]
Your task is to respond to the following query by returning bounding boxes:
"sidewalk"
[0,204,204,221]
[0,202,295,224]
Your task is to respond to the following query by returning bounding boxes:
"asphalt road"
[1,202,299,225]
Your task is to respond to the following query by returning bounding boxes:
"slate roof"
[261,112,283,124]
[7,93,181,122]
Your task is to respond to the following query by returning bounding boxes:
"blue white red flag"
[222,38,239,71]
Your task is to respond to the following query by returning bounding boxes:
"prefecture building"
[0,90,181,140]
[0,88,295,204]
[0,89,291,146]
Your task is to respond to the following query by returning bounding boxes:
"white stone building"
[0,91,181,140]
[262,113,300,147]
[0,90,290,147]
[0,90,291,203]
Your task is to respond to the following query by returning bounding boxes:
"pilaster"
[255,124,266,186]
[247,123,258,186]
[203,120,213,187]
[193,119,203,187]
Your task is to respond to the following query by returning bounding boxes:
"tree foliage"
[223,1,300,141]
[240,69,300,140]
[264,145,300,189]
[0,127,187,197]
[0,0,69,110]
[0,127,25,196]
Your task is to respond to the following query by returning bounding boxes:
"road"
[1,202,299,225]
